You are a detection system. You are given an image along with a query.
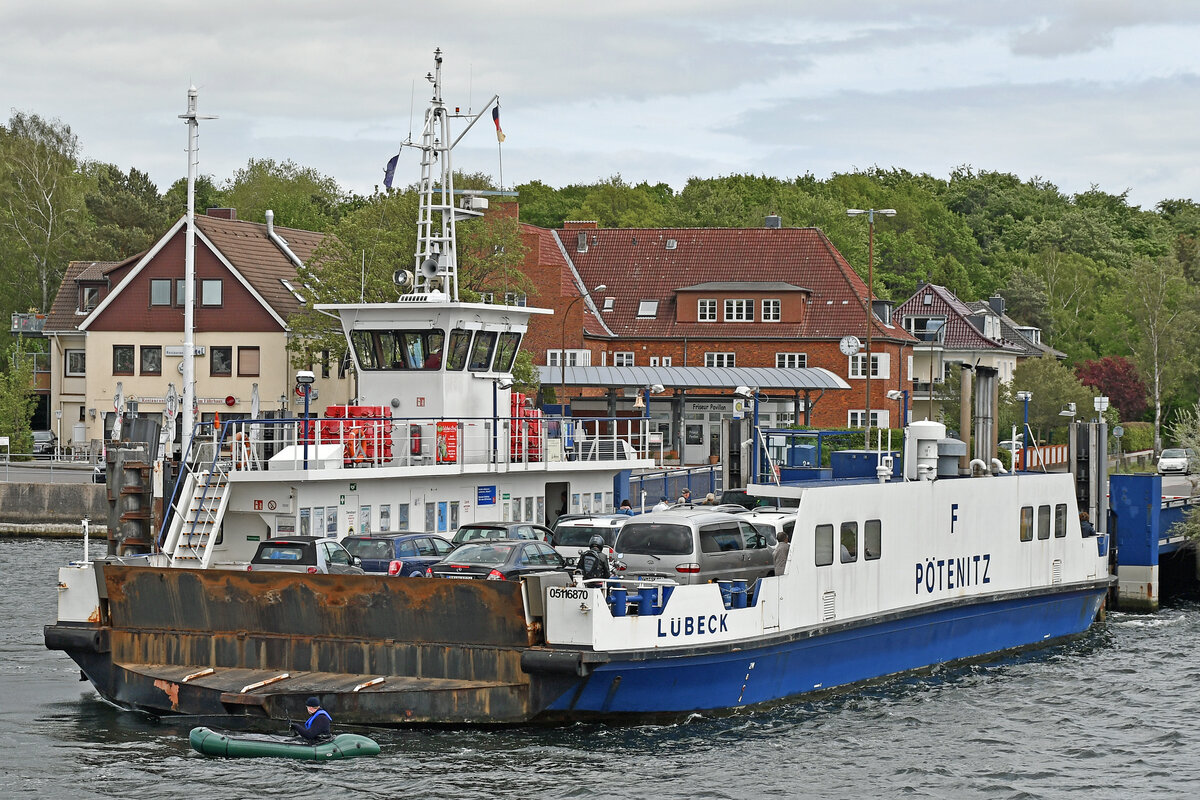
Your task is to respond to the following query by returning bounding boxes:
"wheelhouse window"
[150,279,172,306]
[210,346,232,376]
[724,299,753,322]
[762,298,781,322]
[698,299,717,322]
[140,345,162,376]
[494,332,522,372]
[446,330,472,371]
[1055,504,1068,538]
[815,524,834,566]
[1019,506,1033,542]
[1037,505,1051,540]
[238,346,260,377]
[349,330,446,370]
[65,350,86,377]
[113,345,134,375]
[201,279,223,306]
[840,521,858,563]
[468,331,497,371]
[865,519,881,560]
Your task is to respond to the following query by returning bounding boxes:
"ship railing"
[175,414,653,475]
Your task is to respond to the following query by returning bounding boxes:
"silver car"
[614,509,774,585]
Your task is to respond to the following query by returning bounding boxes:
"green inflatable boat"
[189,726,381,760]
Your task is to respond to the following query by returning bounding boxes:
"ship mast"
[409,48,498,302]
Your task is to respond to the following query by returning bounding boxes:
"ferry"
[43,52,1113,725]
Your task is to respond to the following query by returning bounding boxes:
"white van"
[551,515,629,565]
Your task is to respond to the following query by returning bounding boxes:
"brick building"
[517,219,916,462]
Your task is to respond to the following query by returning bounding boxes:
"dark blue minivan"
[342,533,455,577]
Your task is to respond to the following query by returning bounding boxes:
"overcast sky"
[4,1,1199,211]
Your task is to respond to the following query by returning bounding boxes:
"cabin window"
[468,331,497,371]
[1037,505,1051,540]
[864,519,881,560]
[113,345,135,376]
[840,521,858,563]
[1055,504,1068,538]
[815,524,834,566]
[1019,506,1034,542]
[446,330,472,371]
[494,332,521,372]
[140,346,162,376]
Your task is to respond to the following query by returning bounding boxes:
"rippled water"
[5,537,1199,799]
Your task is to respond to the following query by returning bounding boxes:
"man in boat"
[291,697,332,741]
[773,531,790,576]
[578,535,611,581]
[1079,511,1096,537]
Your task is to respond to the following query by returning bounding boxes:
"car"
[246,536,365,574]
[614,509,775,585]
[738,508,792,548]
[91,466,107,484]
[32,430,57,456]
[450,522,553,546]
[717,489,798,511]
[426,539,569,581]
[341,532,455,576]
[551,515,630,564]
[1157,447,1198,475]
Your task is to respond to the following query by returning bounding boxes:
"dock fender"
[521,649,597,677]
[44,624,109,654]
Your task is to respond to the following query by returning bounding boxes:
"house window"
[776,353,807,369]
[849,353,889,379]
[762,299,781,322]
[201,279,223,306]
[150,279,172,306]
[724,299,753,321]
[113,345,135,375]
[176,279,187,305]
[705,352,735,368]
[504,292,527,307]
[280,279,305,303]
[547,349,591,367]
[614,352,635,367]
[603,297,615,311]
[321,349,331,379]
[80,287,100,312]
[238,346,260,377]
[637,300,658,318]
[661,356,672,366]
[140,346,162,376]
[65,350,86,377]
[211,346,233,376]
[848,410,887,429]
[478,291,494,303]
[649,357,659,367]
[698,299,717,321]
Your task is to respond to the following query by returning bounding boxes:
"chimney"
[765,215,782,228]
[987,294,1005,316]
[206,208,236,220]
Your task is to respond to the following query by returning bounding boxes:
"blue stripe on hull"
[549,588,1105,714]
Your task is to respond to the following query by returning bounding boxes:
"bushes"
[1116,421,1153,453]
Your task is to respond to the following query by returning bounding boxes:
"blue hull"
[546,585,1106,716]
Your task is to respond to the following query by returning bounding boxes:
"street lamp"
[734,386,762,484]
[559,284,606,418]
[847,208,896,448]
[493,377,513,462]
[885,389,909,427]
[1015,390,1032,471]
[296,370,315,470]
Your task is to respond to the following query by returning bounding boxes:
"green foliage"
[1010,354,1096,444]
[222,158,345,231]
[81,163,171,260]
[1116,421,1154,453]
[0,341,39,454]
[163,174,225,218]
[511,349,539,396]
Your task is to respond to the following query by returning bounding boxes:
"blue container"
[1096,533,1109,558]
[787,444,817,467]
[718,581,732,609]
[731,580,747,609]
[610,587,627,617]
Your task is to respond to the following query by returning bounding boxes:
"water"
[5,537,1199,799]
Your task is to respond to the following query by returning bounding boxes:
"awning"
[536,365,849,391]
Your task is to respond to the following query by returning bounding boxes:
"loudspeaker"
[419,256,439,279]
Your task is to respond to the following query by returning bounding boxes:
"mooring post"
[1110,473,1160,613]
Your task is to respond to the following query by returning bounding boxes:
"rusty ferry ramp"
[49,565,582,724]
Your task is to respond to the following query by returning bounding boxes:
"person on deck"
[1079,511,1097,537]
[677,488,692,504]
[292,697,332,741]
[773,531,790,576]
[578,535,611,581]
[617,499,635,516]
[652,496,670,512]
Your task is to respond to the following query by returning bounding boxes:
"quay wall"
[0,483,108,536]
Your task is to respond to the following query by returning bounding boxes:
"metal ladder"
[162,465,231,568]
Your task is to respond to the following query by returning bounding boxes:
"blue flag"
[383,154,399,189]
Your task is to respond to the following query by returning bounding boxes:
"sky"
[3,1,1200,211]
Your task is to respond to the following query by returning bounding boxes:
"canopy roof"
[537,365,850,391]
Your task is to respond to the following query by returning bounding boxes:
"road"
[0,460,98,484]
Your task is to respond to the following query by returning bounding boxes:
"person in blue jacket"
[291,696,332,741]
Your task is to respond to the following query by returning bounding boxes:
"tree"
[456,203,531,301]
[222,158,344,231]
[0,341,39,454]
[1075,356,1148,421]
[163,174,225,219]
[1010,354,1097,444]
[0,112,85,312]
[1122,255,1198,451]
[81,164,170,260]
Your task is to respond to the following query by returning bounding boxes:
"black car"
[427,539,568,581]
[341,532,455,577]
[450,522,553,546]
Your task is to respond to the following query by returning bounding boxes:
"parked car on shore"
[1157,448,1198,475]
[426,539,568,580]
[32,430,57,456]
[341,532,454,576]
[246,536,364,574]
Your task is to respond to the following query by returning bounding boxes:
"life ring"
[350,427,367,464]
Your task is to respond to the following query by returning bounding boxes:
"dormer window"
[762,298,781,322]
[637,300,658,318]
[724,299,753,322]
[79,286,100,312]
